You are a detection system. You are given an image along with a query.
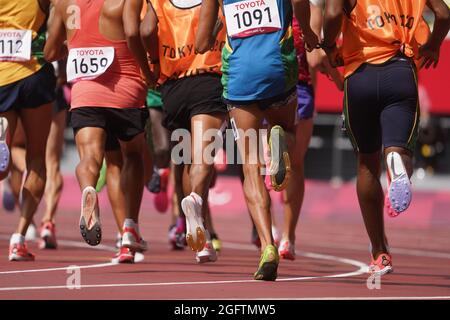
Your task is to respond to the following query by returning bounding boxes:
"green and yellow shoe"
[95,159,107,193]
[268,125,291,192]
[254,244,279,281]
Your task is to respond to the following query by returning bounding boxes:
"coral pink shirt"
[67,0,146,109]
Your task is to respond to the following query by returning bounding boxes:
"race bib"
[0,29,32,61]
[224,0,282,38]
[67,47,115,82]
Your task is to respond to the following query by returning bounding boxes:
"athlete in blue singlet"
[196,0,318,281]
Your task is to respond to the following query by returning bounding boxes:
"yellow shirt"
[0,0,48,86]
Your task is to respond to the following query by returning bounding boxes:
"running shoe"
[272,225,281,248]
[95,159,107,193]
[268,125,291,192]
[196,241,218,264]
[214,148,227,172]
[154,168,170,213]
[2,177,15,212]
[251,225,261,249]
[0,117,10,173]
[211,233,221,252]
[115,232,122,249]
[122,226,148,252]
[9,242,35,262]
[251,224,280,249]
[369,253,393,276]
[278,239,295,261]
[385,151,412,217]
[79,186,101,246]
[175,216,187,248]
[147,167,161,193]
[39,221,57,249]
[25,222,38,241]
[111,246,135,264]
[181,193,206,252]
[254,244,279,281]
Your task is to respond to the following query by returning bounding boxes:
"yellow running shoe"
[211,233,221,252]
[268,125,291,192]
[254,244,279,281]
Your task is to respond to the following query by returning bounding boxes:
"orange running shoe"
[369,253,393,276]
[9,242,35,262]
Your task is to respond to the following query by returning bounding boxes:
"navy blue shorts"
[343,57,419,154]
[0,63,56,113]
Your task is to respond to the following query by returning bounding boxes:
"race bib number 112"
[67,47,115,82]
[224,0,282,38]
[0,29,32,61]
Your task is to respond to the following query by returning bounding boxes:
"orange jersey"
[149,0,226,83]
[341,0,430,78]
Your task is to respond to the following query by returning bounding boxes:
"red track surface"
[0,177,449,300]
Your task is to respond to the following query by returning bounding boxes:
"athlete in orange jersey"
[141,0,227,264]
[45,0,155,261]
[322,0,450,275]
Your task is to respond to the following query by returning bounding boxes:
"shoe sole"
[370,266,394,276]
[269,126,291,192]
[0,118,10,173]
[196,254,217,264]
[9,254,35,262]
[79,188,101,246]
[387,152,412,215]
[181,197,206,252]
[388,174,412,214]
[121,232,148,252]
[254,261,278,281]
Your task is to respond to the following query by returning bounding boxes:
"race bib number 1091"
[67,47,115,82]
[0,29,32,61]
[224,0,282,38]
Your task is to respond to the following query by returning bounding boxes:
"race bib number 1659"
[224,0,282,38]
[67,47,115,82]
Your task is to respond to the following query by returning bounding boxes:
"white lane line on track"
[0,238,368,291]
[251,296,450,300]
[0,239,145,274]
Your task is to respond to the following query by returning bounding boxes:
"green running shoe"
[95,159,107,192]
[254,244,279,281]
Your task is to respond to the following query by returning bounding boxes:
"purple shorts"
[296,82,315,121]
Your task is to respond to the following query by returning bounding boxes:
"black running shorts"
[160,73,227,131]
[70,107,149,148]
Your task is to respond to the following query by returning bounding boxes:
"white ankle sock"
[10,233,24,245]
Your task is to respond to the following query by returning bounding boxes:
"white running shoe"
[181,192,206,252]
[386,152,412,216]
[122,226,148,252]
[25,222,38,241]
[196,241,218,264]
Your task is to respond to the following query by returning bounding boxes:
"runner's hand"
[419,41,440,69]
[323,45,344,68]
[302,31,320,52]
